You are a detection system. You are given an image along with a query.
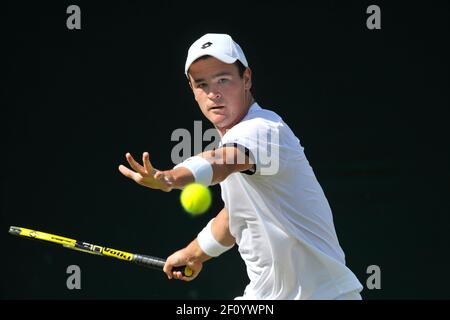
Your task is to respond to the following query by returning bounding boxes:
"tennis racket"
[9,226,192,277]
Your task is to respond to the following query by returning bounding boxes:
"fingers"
[170,270,195,282]
[179,273,196,282]
[126,153,146,175]
[164,254,198,281]
[163,265,186,280]
[118,164,139,180]
[174,271,189,281]
[120,152,175,192]
[143,152,155,175]
[163,262,173,280]
[163,259,183,280]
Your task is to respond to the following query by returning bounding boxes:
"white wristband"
[197,219,234,257]
[174,156,213,186]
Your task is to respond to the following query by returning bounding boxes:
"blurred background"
[2,0,449,299]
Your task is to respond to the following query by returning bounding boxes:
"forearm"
[166,147,253,189]
[166,163,225,190]
[184,207,235,261]
[184,238,213,263]
[211,207,235,247]
[119,148,252,192]
[203,148,253,185]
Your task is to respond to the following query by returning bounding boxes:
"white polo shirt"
[219,102,363,299]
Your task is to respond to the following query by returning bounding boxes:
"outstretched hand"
[118,152,174,192]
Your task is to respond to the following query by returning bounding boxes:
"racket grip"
[133,254,193,277]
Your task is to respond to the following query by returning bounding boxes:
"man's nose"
[207,86,222,100]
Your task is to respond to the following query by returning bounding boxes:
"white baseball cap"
[184,33,249,76]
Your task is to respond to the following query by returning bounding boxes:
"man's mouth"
[208,106,225,111]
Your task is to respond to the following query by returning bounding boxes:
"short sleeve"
[220,118,280,176]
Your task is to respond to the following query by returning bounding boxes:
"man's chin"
[209,115,228,127]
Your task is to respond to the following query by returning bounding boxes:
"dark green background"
[2,0,449,299]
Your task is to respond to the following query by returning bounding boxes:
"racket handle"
[133,254,193,277]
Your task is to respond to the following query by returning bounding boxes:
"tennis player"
[119,33,363,299]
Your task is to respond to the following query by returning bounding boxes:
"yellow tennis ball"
[180,183,212,216]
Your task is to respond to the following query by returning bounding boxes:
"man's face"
[188,57,252,134]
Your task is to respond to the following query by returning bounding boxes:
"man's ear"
[244,68,252,91]
[187,74,193,90]
[187,76,196,97]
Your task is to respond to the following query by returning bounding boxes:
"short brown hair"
[187,55,253,95]
[189,55,247,78]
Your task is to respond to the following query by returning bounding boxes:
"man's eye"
[197,83,206,88]
[218,78,229,84]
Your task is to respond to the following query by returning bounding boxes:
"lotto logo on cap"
[201,42,212,49]
[185,33,249,76]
